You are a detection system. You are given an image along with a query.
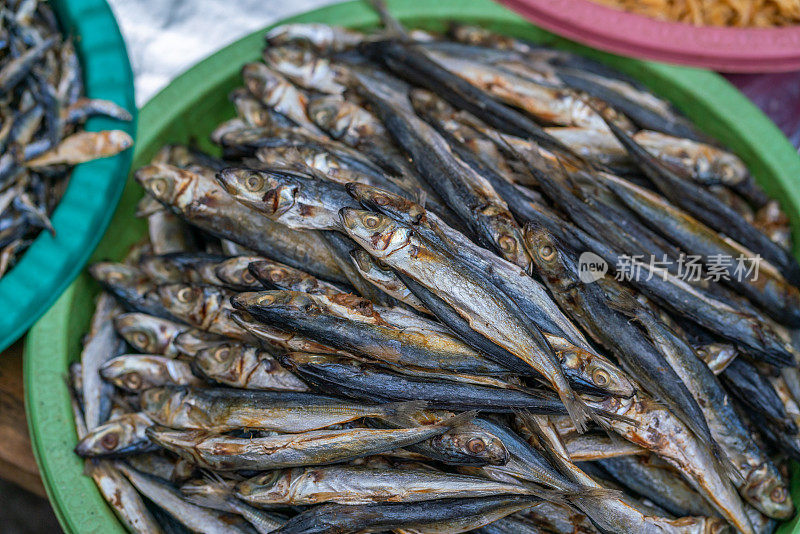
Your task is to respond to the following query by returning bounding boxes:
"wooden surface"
[0,339,45,497]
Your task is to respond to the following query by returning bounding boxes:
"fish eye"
[177,287,195,303]
[467,438,486,453]
[151,178,168,196]
[124,373,143,390]
[245,173,264,191]
[373,195,389,207]
[363,214,381,229]
[771,487,787,503]
[106,271,125,283]
[592,368,610,387]
[539,244,556,261]
[258,294,276,305]
[214,347,231,362]
[498,235,517,254]
[241,270,256,284]
[133,331,151,349]
[268,268,285,282]
[100,433,119,450]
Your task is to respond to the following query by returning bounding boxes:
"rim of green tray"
[24,0,800,532]
[0,0,136,353]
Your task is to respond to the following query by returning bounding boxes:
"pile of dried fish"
[0,0,133,277]
[71,3,800,533]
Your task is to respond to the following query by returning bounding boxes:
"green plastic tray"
[0,0,136,352]
[24,0,800,532]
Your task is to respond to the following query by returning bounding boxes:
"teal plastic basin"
[0,0,136,352]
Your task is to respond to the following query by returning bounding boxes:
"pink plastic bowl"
[498,0,800,72]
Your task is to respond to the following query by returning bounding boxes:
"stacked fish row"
[71,7,800,534]
[0,0,133,278]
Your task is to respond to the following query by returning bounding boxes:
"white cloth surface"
[106,0,339,106]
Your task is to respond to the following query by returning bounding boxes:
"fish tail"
[598,279,641,319]
[565,486,622,501]
[379,400,427,418]
[438,410,479,429]
[560,391,592,434]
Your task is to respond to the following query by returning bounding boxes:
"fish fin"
[415,187,428,209]
[181,473,233,504]
[712,442,745,486]
[83,459,97,477]
[367,0,409,40]
[438,410,479,429]
[595,408,637,428]
[380,400,427,419]
[201,469,227,486]
[182,487,237,514]
[517,483,570,506]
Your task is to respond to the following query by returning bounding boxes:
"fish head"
[100,356,166,393]
[231,290,322,317]
[214,256,263,289]
[307,96,349,138]
[74,417,139,457]
[114,313,179,354]
[559,347,635,398]
[174,329,226,357]
[194,343,244,379]
[710,153,747,185]
[345,183,427,226]
[156,283,209,319]
[258,145,330,172]
[135,163,192,205]
[139,255,184,283]
[523,223,568,284]
[105,130,134,152]
[339,208,413,258]
[216,167,297,217]
[742,464,794,519]
[430,424,511,466]
[263,44,311,70]
[248,259,311,292]
[234,470,288,502]
[266,23,363,52]
[145,425,207,452]
[242,63,282,101]
[89,262,143,287]
[140,387,189,426]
